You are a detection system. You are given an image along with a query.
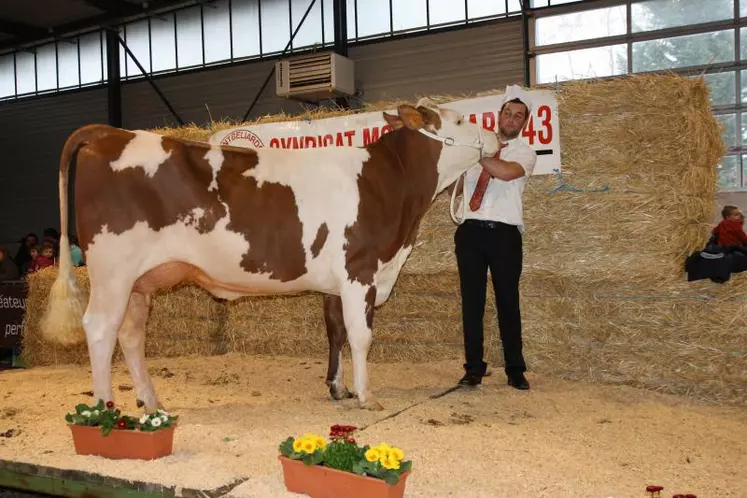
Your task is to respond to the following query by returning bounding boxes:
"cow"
[40,98,499,411]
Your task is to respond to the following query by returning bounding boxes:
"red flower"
[117,420,126,429]
[105,401,115,409]
[347,438,356,444]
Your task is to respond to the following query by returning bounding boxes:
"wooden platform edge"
[0,459,249,497]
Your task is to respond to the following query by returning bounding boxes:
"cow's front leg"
[340,281,383,411]
[323,294,354,400]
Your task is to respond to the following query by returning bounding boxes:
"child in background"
[31,242,55,272]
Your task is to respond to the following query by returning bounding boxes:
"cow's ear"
[383,111,404,130]
[417,105,442,130]
[396,105,425,130]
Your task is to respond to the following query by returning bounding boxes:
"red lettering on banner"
[324,134,334,146]
[537,105,552,145]
[469,114,477,124]
[344,130,355,146]
[363,125,391,145]
[270,138,280,148]
[481,112,495,132]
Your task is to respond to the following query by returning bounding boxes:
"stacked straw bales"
[23,74,747,405]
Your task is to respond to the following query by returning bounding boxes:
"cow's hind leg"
[117,292,162,412]
[340,281,383,411]
[323,295,354,400]
[83,283,133,406]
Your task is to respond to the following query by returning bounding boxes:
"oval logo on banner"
[220,129,265,148]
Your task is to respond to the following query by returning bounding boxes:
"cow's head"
[383,98,499,193]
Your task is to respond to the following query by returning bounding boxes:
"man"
[453,86,537,390]
[712,205,747,249]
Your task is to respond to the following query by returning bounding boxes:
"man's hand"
[479,143,525,182]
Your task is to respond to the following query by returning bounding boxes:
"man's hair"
[722,205,740,219]
[500,98,529,122]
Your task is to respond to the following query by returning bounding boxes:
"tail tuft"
[40,234,87,345]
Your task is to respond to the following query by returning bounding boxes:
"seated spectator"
[0,245,19,281]
[22,245,39,275]
[14,232,38,271]
[70,235,84,267]
[30,242,55,272]
[712,205,747,249]
[43,228,60,258]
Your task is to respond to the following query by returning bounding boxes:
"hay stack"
[23,74,744,405]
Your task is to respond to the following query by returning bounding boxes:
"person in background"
[70,235,84,266]
[14,232,38,271]
[21,245,39,275]
[712,205,747,249]
[0,245,19,281]
[31,242,55,272]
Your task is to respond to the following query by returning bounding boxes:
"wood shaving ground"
[0,353,745,497]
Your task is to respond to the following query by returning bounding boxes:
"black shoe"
[507,373,529,390]
[458,373,482,387]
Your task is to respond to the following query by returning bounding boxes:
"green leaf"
[399,460,412,472]
[382,472,398,486]
[279,437,294,457]
[74,404,89,415]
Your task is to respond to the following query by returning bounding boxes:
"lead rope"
[449,172,464,225]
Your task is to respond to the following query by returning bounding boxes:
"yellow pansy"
[315,436,327,448]
[292,439,304,452]
[365,448,380,462]
[390,447,405,461]
[301,439,317,454]
[381,455,400,470]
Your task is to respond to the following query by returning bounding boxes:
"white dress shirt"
[459,136,537,231]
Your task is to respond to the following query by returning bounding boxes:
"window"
[702,71,737,106]
[632,30,735,72]
[261,0,291,53]
[355,0,390,39]
[125,19,150,76]
[535,6,626,46]
[468,0,506,19]
[632,0,734,32]
[717,113,739,151]
[291,0,324,48]
[429,0,466,26]
[151,14,177,72]
[718,155,742,189]
[536,44,627,83]
[176,6,203,68]
[35,44,56,92]
[204,0,231,63]
[0,55,14,98]
[79,32,103,84]
[392,0,427,33]
[57,40,79,88]
[232,0,261,59]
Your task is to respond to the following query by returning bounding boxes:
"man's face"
[498,102,528,140]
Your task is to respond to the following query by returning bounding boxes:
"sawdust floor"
[0,353,746,498]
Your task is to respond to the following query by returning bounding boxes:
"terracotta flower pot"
[278,455,410,498]
[69,424,176,460]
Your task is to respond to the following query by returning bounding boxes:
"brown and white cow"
[40,99,498,411]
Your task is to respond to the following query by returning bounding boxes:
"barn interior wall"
[0,19,524,249]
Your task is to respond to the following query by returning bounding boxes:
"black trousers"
[454,219,526,377]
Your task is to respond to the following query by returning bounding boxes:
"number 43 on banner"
[522,105,553,146]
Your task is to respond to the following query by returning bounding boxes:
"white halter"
[415,126,488,226]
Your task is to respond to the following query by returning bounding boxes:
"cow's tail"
[40,126,96,346]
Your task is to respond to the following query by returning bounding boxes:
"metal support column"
[332,0,349,108]
[106,29,122,127]
[333,0,347,57]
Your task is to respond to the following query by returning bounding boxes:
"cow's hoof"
[329,385,356,400]
[360,399,385,411]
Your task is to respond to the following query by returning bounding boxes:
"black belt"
[462,219,516,230]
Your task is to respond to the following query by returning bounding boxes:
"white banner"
[210,90,560,175]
